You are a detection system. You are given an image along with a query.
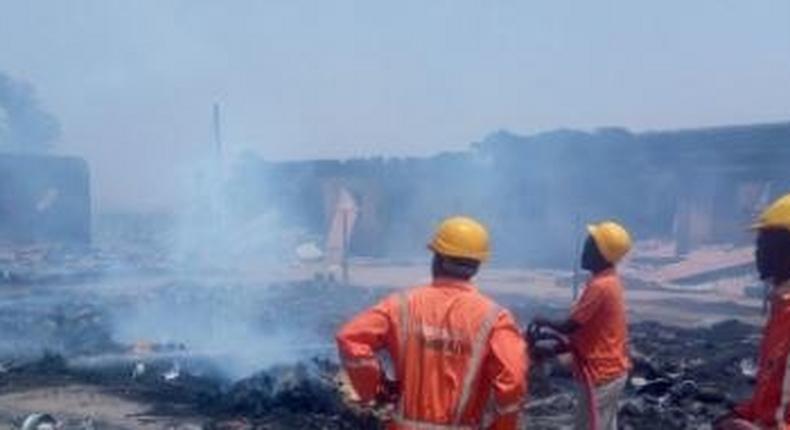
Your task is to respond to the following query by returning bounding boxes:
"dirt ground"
[0,256,766,429]
[0,385,203,429]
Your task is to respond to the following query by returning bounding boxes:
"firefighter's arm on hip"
[336,294,398,403]
[485,310,528,430]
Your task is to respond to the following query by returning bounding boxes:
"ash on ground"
[0,247,765,429]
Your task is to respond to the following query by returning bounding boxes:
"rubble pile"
[620,319,759,429]
[0,353,378,429]
[526,319,760,429]
[207,361,379,429]
[0,303,762,429]
[0,278,384,428]
[0,295,120,359]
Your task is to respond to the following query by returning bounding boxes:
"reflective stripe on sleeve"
[397,291,410,418]
[398,291,410,364]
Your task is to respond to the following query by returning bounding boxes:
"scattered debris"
[162,362,181,382]
[526,319,760,429]
[132,362,146,379]
[21,413,58,430]
[0,246,768,429]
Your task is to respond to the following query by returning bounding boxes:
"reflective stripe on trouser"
[395,297,501,429]
[776,349,790,430]
[481,398,522,429]
[575,374,627,430]
[495,401,522,416]
[392,416,478,430]
[712,417,762,430]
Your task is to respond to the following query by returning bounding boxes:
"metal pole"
[342,209,349,285]
[212,103,222,159]
[211,103,224,244]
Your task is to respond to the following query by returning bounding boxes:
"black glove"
[525,322,541,345]
[376,377,399,405]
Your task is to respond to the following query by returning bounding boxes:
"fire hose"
[527,323,599,430]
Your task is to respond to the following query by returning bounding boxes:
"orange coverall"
[734,283,790,429]
[336,278,528,430]
[569,268,632,385]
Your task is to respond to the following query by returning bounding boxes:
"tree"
[0,72,60,152]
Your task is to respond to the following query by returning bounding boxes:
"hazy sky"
[1,1,789,210]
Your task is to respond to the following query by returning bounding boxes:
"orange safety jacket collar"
[430,277,477,291]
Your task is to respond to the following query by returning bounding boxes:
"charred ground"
[0,252,763,429]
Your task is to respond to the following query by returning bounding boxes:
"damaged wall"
[0,154,91,245]
[228,122,790,267]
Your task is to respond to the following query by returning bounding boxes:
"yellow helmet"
[587,221,632,264]
[429,216,490,262]
[752,193,790,232]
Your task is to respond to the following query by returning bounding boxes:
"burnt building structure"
[232,121,790,267]
[0,154,91,245]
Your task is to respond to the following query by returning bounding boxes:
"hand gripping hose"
[527,324,599,430]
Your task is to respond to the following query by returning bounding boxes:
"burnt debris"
[0,278,763,429]
[526,319,759,429]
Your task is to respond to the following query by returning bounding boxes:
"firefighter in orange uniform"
[532,221,632,430]
[716,194,790,430]
[336,216,528,429]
